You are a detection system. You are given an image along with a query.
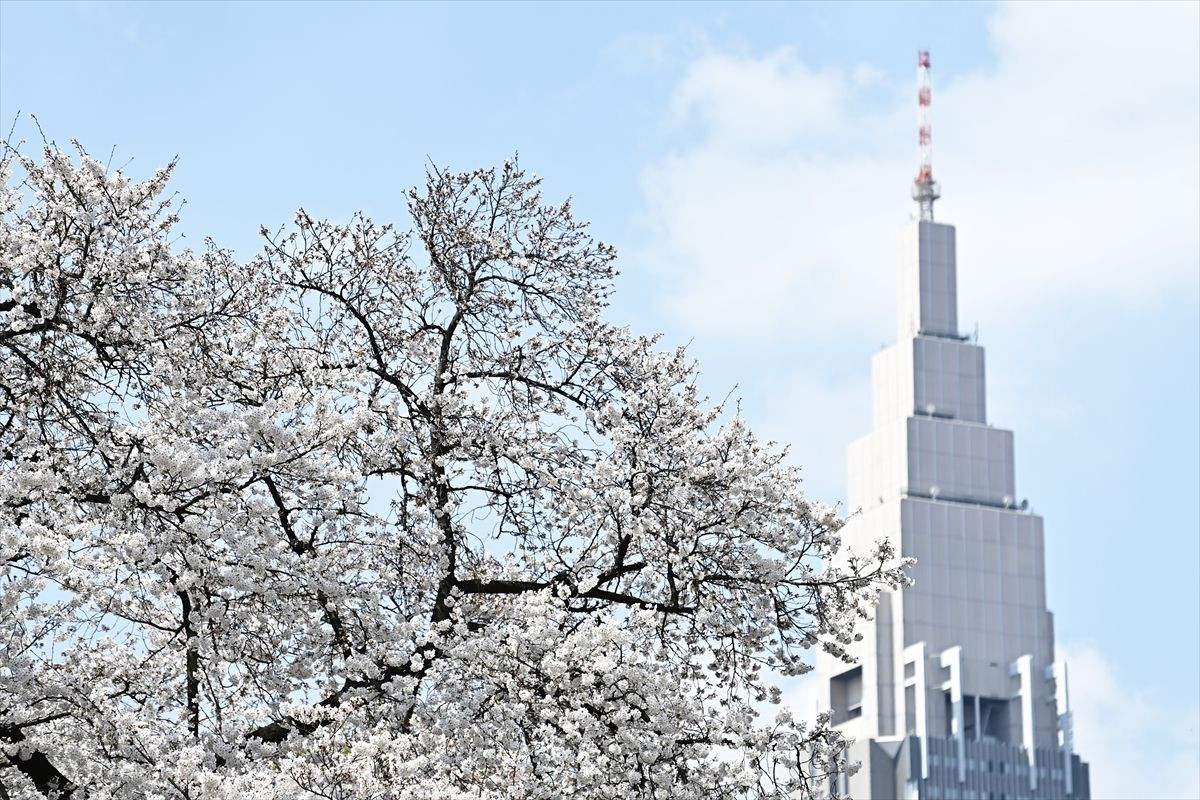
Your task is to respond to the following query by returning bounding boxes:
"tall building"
[816,52,1090,800]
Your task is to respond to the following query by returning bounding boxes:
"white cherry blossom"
[1,140,910,799]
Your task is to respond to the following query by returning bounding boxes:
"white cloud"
[945,2,1199,316]
[1061,641,1200,799]
[669,48,851,147]
[637,1,1199,344]
[640,145,909,342]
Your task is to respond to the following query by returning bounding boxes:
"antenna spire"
[912,50,941,220]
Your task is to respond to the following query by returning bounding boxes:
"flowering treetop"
[0,140,910,799]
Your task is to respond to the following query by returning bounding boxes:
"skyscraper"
[816,52,1090,800]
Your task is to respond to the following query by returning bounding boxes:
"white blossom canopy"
[0,140,910,800]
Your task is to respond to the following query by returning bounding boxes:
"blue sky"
[2,2,1197,795]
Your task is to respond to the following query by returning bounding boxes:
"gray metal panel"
[911,337,987,424]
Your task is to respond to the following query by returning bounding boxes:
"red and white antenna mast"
[913,49,941,221]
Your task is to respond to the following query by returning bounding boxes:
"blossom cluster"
[0,142,910,799]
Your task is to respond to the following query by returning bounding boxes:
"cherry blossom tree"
[0,139,909,800]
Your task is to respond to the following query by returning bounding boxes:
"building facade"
[816,217,1090,800]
